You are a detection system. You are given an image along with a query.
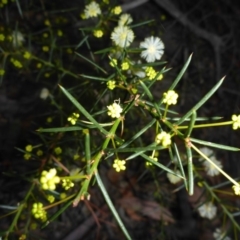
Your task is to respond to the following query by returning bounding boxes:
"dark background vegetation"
[1,0,240,239]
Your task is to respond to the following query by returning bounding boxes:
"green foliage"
[0,1,240,239]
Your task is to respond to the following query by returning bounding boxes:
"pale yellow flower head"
[113,159,126,172]
[232,114,240,130]
[163,90,178,105]
[155,131,171,147]
[84,2,101,18]
[111,25,134,48]
[233,184,240,195]
[107,102,123,118]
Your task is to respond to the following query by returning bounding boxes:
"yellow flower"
[107,80,116,90]
[109,58,117,67]
[163,90,178,105]
[47,117,52,123]
[0,69,5,76]
[23,51,31,59]
[113,159,126,172]
[54,147,62,155]
[112,6,122,15]
[40,168,60,190]
[42,46,49,52]
[157,74,163,81]
[24,153,31,160]
[145,66,157,80]
[57,29,63,37]
[43,33,48,38]
[121,61,129,70]
[32,202,47,221]
[232,114,240,130]
[155,131,171,147]
[107,102,123,118]
[11,58,23,68]
[25,145,33,152]
[67,113,80,125]
[146,156,157,166]
[47,195,55,203]
[37,149,43,156]
[36,63,42,68]
[73,154,80,160]
[0,33,5,41]
[62,179,74,190]
[44,19,51,26]
[233,184,240,195]
[93,29,103,38]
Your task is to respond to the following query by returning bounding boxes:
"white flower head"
[111,25,134,48]
[118,13,133,26]
[107,101,123,118]
[202,156,222,176]
[40,88,50,100]
[199,147,214,161]
[167,170,182,184]
[140,36,164,62]
[12,30,25,48]
[198,202,217,220]
[213,228,231,240]
[84,2,101,18]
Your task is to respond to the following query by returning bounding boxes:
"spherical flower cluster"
[111,25,134,48]
[67,113,80,125]
[202,156,222,176]
[62,179,74,190]
[121,61,129,70]
[10,58,23,68]
[93,29,103,38]
[0,33,5,41]
[112,6,122,15]
[54,146,62,155]
[37,149,43,156]
[47,195,55,203]
[163,90,178,105]
[198,147,214,160]
[146,156,158,166]
[167,170,182,184]
[145,66,157,80]
[113,159,126,172]
[198,147,222,176]
[232,114,240,130]
[213,228,231,240]
[32,202,47,221]
[197,202,217,220]
[42,46,49,52]
[24,144,33,160]
[0,69,5,76]
[107,102,123,118]
[232,184,240,195]
[84,2,101,18]
[118,13,133,26]
[157,74,163,81]
[12,30,24,47]
[107,80,116,90]
[40,168,60,190]
[140,36,164,63]
[23,51,31,59]
[40,88,50,100]
[155,131,171,147]
[109,58,117,67]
